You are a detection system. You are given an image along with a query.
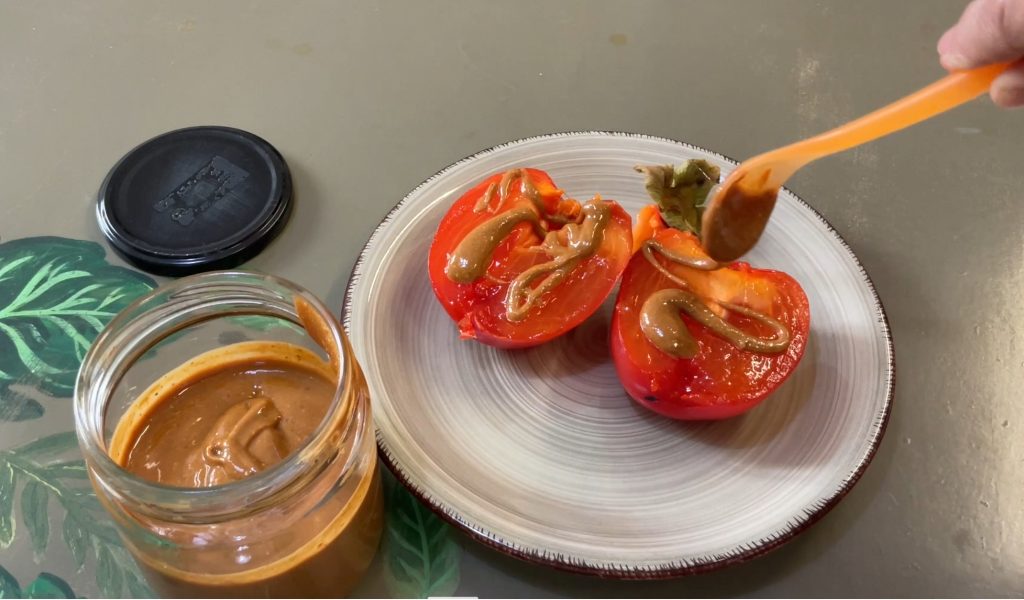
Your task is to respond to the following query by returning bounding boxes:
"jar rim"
[73,270,363,522]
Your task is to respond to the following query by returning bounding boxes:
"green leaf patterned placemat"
[0,565,78,599]
[381,471,461,598]
[0,237,154,420]
[0,433,148,598]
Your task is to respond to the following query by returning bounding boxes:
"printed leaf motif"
[11,434,79,466]
[0,390,42,422]
[60,513,87,570]
[0,465,14,548]
[217,315,305,346]
[95,543,122,598]
[228,315,303,333]
[383,474,461,599]
[0,569,76,600]
[19,482,48,558]
[0,433,152,597]
[123,567,152,599]
[0,237,156,417]
[0,565,19,599]
[22,573,75,599]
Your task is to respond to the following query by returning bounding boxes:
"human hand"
[938,0,1024,107]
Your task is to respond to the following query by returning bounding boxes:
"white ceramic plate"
[342,132,893,578]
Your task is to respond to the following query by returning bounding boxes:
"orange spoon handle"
[752,62,1010,186]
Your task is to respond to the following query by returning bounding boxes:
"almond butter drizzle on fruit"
[446,169,611,322]
[505,200,611,322]
[639,239,791,358]
[445,207,542,284]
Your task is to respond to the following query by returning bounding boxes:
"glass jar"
[73,271,383,598]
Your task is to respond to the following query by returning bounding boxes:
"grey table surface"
[1,0,1022,597]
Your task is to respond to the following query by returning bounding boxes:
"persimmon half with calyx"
[612,161,810,419]
[428,168,633,348]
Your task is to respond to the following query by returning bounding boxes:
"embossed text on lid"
[97,126,292,276]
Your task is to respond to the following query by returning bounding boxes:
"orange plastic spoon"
[701,62,1010,262]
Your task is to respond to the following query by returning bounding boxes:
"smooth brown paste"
[642,239,721,278]
[119,353,332,488]
[640,288,791,358]
[505,199,612,321]
[449,168,614,322]
[445,206,541,284]
[108,341,382,598]
[700,183,779,263]
[639,239,791,358]
[473,168,546,215]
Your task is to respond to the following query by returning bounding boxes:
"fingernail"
[937,29,955,55]
[992,70,1024,107]
[940,53,971,71]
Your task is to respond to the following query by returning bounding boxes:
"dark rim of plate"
[339,131,896,579]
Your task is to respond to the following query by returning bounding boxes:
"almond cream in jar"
[74,271,383,598]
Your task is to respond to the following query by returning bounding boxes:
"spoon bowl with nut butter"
[701,62,1008,262]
